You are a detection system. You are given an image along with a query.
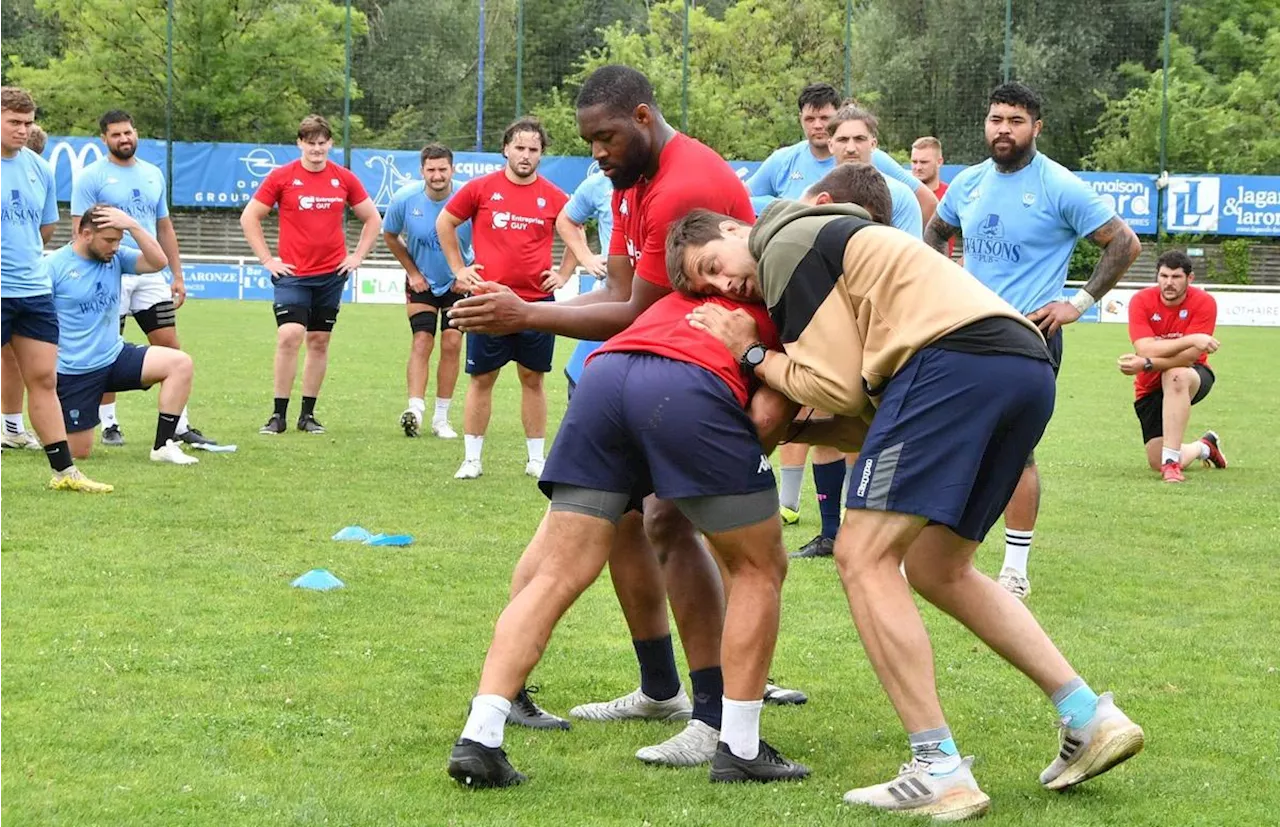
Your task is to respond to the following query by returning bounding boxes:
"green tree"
[7,0,367,143]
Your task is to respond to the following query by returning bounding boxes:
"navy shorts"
[540,352,776,502]
[272,272,347,331]
[1046,328,1063,378]
[846,347,1056,541]
[57,343,151,433]
[466,328,555,375]
[1,294,59,346]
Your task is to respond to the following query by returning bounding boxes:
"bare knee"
[516,367,544,390]
[471,371,499,392]
[305,333,330,356]
[440,331,462,357]
[643,501,697,563]
[172,351,194,381]
[277,325,305,351]
[1162,367,1195,395]
[410,332,433,357]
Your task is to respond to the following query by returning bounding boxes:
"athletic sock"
[154,412,180,450]
[44,440,74,473]
[689,666,724,730]
[526,437,545,462]
[273,397,289,418]
[778,465,804,512]
[813,459,845,540]
[408,396,426,416]
[1197,441,1211,460]
[1052,676,1099,729]
[632,635,681,701]
[4,413,26,435]
[460,694,510,749]
[300,396,317,419]
[99,402,118,428]
[1161,446,1181,466]
[1003,529,1033,575]
[908,725,962,775]
[464,434,484,462]
[434,397,452,422]
[721,698,763,760]
[176,406,190,435]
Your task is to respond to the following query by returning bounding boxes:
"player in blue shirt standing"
[554,168,614,396]
[47,204,200,466]
[0,87,113,491]
[383,143,473,439]
[71,109,220,450]
[925,82,1140,599]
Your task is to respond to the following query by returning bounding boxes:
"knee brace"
[133,300,177,334]
[409,311,439,336]
[273,304,311,328]
[307,305,340,333]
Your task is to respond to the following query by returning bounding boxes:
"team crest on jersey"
[1179,309,1188,318]
[977,213,1005,238]
[536,196,546,209]
[1022,192,1036,207]
[330,178,340,188]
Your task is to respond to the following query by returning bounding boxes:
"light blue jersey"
[884,174,923,237]
[45,244,142,374]
[1,148,60,297]
[872,147,922,192]
[747,140,835,200]
[938,153,1115,314]
[70,157,169,250]
[383,180,472,295]
[565,170,614,250]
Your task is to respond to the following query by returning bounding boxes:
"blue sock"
[689,666,724,730]
[633,635,681,702]
[908,725,961,775]
[813,459,845,540]
[1052,677,1099,728]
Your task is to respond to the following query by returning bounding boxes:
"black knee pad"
[409,311,439,336]
[307,305,340,333]
[273,304,311,328]
[133,300,177,334]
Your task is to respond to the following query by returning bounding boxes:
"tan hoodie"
[749,201,1044,417]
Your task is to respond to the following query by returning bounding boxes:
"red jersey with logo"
[445,170,568,301]
[591,293,780,407]
[608,133,755,288]
[932,181,955,256]
[1127,285,1216,399]
[253,160,370,276]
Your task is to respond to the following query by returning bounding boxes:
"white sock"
[99,403,118,428]
[720,697,763,760]
[465,434,484,462]
[408,397,426,416]
[459,694,510,749]
[1002,529,1033,575]
[3,413,25,434]
[176,406,190,435]
[1197,441,1210,460]
[434,397,451,422]
[526,437,545,462]
[1161,446,1181,466]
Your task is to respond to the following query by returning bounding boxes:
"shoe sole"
[763,693,808,706]
[507,716,571,731]
[843,787,990,821]
[569,706,692,723]
[259,429,284,435]
[710,764,810,783]
[401,412,419,437]
[447,759,526,789]
[1043,721,1145,791]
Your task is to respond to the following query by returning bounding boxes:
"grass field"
[2,300,1279,826]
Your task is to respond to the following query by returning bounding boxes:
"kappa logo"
[966,187,983,202]
[490,192,504,201]
[856,457,874,498]
[1152,313,1162,322]
[757,454,772,474]
[292,179,304,186]
[107,177,119,185]
[411,208,424,217]
[619,198,629,216]
[790,171,804,180]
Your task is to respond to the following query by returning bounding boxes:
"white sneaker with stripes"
[843,756,991,821]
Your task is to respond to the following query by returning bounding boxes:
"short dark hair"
[297,114,333,142]
[798,83,841,113]
[502,116,549,150]
[26,124,47,155]
[420,142,453,166]
[665,209,748,294]
[99,109,133,134]
[77,203,117,234]
[1156,250,1194,276]
[827,104,879,140]
[576,65,657,116]
[989,82,1042,121]
[808,163,892,226]
[1,87,36,113]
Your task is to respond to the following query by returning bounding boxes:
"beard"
[988,137,1033,168]
[109,143,137,161]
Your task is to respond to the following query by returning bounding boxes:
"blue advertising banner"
[38,136,1276,237]
[182,262,242,300]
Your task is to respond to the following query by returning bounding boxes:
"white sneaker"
[843,757,991,821]
[150,440,199,465]
[400,408,421,438]
[569,687,692,722]
[1040,692,1144,791]
[635,719,719,766]
[432,419,458,439]
[454,458,483,479]
[998,567,1031,600]
[524,457,545,478]
[1,430,42,450]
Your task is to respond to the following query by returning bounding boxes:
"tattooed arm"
[1028,216,1141,337]
[923,214,960,257]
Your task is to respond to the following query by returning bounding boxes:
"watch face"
[746,345,766,366]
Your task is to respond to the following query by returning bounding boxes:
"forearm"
[1135,337,1203,358]
[557,245,579,279]
[353,218,380,260]
[131,227,169,271]
[756,350,864,417]
[438,224,465,272]
[789,415,869,454]
[923,216,959,256]
[241,217,274,263]
[383,234,420,277]
[556,214,595,266]
[1081,221,1141,300]
[157,221,183,277]
[523,298,639,341]
[1152,345,1203,370]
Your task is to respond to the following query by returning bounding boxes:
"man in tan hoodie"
[668,201,1144,820]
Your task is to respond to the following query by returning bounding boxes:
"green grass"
[3,301,1279,826]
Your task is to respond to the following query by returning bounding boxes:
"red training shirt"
[592,292,780,407]
[445,170,568,301]
[253,160,370,277]
[609,133,756,289]
[1127,284,1217,399]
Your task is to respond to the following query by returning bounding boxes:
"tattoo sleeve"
[923,215,960,256]
[1082,216,1140,299]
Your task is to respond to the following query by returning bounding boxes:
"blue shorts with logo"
[846,347,1055,541]
[539,352,776,503]
[57,343,151,433]
[2,294,59,346]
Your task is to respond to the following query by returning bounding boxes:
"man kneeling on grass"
[47,205,199,465]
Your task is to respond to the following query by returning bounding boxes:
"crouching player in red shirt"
[1118,250,1227,483]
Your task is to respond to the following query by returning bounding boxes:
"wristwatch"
[1142,357,1154,372]
[740,342,767,371]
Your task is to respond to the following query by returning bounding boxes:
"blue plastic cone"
[364,533,413,547]
[291,569,345,591]
[332,526,372,542]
